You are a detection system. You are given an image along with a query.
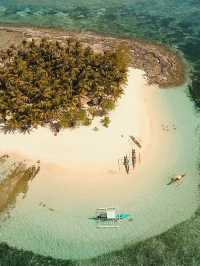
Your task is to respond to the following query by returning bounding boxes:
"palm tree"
[0,38,129,133]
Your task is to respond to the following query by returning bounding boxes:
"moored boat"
[167,173,186,185]
[90,207,132,228]
[131,149,136,170]
[123,155,130,174]
[129,135,142,148]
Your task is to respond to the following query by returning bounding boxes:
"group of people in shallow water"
[161,123,177,132]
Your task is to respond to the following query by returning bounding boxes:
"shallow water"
[0,1,200,104]
[0,0,200,260]
[0,0,199,60]
[0,70,199,259]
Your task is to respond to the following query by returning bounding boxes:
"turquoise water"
[0,0,200,261]
[0,80,200,260]
[0,0,199,102]
[0,1,199,57]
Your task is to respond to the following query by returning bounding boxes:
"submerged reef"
[0,242,73,266]
[1,207,200,265]
[0,26,185,88]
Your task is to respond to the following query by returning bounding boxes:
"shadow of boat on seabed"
[0,154,40,217]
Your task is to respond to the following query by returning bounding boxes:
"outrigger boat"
[118,150,136,174]
[167,173,186,185]
[131,149,136,170]
[91,207,131,228]
[123,155,130,174]
[129,135,142,149]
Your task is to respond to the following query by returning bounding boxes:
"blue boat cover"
[116,213,130,219]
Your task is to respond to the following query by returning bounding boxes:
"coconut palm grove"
[0,38,129,133]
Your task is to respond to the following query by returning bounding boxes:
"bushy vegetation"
[0,38,129,134]
[100,116,110,128]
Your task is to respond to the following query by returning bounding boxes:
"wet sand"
[0,68,199,259]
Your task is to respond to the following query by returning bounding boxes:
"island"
[0,26,191,264]
[0,26,185,134]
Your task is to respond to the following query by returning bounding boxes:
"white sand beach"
[0,68,199,259]
[0,68,151,176]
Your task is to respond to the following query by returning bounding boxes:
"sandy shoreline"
[0,67,199,259]
[0,23,196,261]
[0,68,149,175]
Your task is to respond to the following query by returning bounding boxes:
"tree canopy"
[0,38,130,134]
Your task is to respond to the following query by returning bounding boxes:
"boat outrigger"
[167,173,186,185]
[91,207,131,228]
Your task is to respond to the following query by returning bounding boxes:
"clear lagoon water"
[0,0,200,261]
[0,73,200,260]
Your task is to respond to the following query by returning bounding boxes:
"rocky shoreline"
[0,25,186,88]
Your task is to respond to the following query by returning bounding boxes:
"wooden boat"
[92,208,131,228]
[131,149,136,170]
[167,173,186,185]
[123,155,129,174]
[95,207,118,221]
[129,135,142,148]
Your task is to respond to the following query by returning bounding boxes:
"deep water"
[0,0,200,265]
[0,0,200,105]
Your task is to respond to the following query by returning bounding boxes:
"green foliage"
[101,116,111,128]
[100,98,116,112]
[0,38,129,134]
